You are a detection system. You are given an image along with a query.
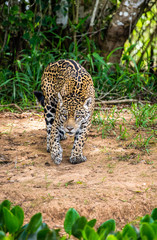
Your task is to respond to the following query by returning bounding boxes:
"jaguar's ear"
[58,92,63,107]
[83,97,92,110]
[33,91,45,107]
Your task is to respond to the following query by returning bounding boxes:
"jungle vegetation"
[0,0,156,106]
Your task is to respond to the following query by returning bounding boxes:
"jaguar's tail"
[33,91,45,107]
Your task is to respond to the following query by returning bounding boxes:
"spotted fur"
[34,59,95,164]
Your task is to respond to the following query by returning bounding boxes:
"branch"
[73,0,79,47]
[95,99,150,105]
[0,30,8,53]
[0,104,23,112]
[90,0,100,28]
[75,0,79,25]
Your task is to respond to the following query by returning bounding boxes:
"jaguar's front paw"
[50,144,63,165]
[51,153,62,165]
[70,155,87,164]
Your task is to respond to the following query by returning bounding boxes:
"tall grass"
[0,43,156,106]
[0,2,156,107]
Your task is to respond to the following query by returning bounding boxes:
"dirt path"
[0,111,157,231]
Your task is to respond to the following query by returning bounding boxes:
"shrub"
[0,200,157,239]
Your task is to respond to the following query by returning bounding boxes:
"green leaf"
[87,219,97,228]
[60,237,66,240]
[64,208,80,235]
[0,201,11,211]
[87,54,94,71]
[106,47,123,62]
[17,222,48,240]
[72,216,87,239]
[106,235,118,240]
[93,52,105,65]
[151,222,157,236]
[141,214,154,224]
[151,208,157,221]
[16,228,28,240]
[114,231,122,239]
[0,231,6,238]
[37,229,60,240]
[25,10,34,19]
[3,207,19,234]
[0,200,12,230]
[84,225,99,240]
[140,223,155,239]
[11,206,24,229]
[26,213,42,234]
[122,224,137,240]
[37,229,50,240]
[97,219,116,237]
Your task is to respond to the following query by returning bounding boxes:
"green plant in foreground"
[117,125,129,140]
[130,103,157,128]
[129,133,155,153]
[92,107,121,138]
[0,200,157,240]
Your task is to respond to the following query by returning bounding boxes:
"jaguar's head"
[58,93,92,136]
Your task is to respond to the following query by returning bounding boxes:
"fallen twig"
[95,99,150,105]
[24,106,43,109]
[0,104,23,112]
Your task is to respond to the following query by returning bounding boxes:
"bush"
[0,46,156,106]
[0,200,157,239]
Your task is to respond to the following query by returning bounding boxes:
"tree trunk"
[100,0,150,63]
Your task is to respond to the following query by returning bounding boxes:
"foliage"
[92,107,122,138]
[92,51,156,102]
[92,104,157,152]
[130,103,157,128]
[0,200,157,240]
[0,1,156,106]
[1,49,156,106]
[124,1,157,67]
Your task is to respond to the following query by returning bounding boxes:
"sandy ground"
[0,110,157,232]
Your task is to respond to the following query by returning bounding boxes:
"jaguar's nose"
[67,126,74,132]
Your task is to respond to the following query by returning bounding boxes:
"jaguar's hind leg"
[44,102,57,152]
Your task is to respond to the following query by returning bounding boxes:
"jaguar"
[34,59,95,164]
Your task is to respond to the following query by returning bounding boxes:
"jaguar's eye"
[75,115,80,120]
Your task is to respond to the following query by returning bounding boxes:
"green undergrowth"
[92,103,157,153]
[0,2,156,106]
[130,103,157,128]
[0,200,157,240]
[0,50,156,106]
